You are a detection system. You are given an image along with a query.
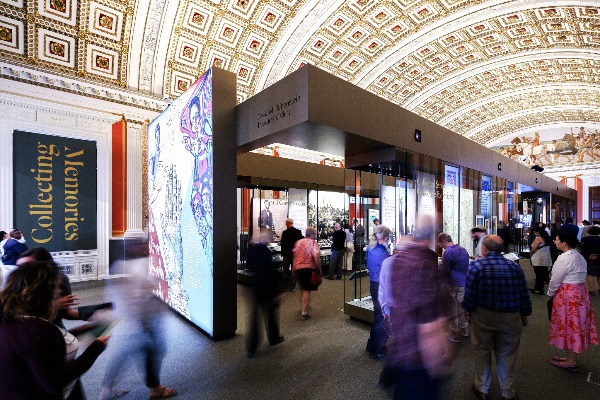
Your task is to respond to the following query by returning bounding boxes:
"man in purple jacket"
[438,232,470,343]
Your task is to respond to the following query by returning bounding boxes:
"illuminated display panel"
[148,69,214,335]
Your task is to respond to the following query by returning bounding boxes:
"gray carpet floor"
[70,262,600,400]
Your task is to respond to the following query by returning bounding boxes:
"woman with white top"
[529,226,553,294]
[548,231,598,370]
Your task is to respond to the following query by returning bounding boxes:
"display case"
[237,241,283,285]
[342,149,576,324]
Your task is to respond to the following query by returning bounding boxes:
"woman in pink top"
[292,227,321,320]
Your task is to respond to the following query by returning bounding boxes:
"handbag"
[309,240,322,287]
[311,269,323,287]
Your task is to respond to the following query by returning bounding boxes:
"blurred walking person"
[99,238,177,400]
[379,216,451,400]
[246,229,284,358]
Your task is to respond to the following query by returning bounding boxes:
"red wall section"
[112,118,127,236]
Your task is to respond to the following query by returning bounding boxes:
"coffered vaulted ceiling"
[0,0,599,146]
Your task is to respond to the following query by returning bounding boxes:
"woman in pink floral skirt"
[548,231,598,370]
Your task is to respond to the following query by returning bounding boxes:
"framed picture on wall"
[476,215,484,227]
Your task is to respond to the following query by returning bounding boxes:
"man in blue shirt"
[437,232,470,343]
[365,225,391,360]
[463,235,531,400]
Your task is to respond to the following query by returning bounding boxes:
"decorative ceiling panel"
[0,0,598,151]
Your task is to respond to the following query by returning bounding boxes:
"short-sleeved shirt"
[463,252,532,316]
[292,238,320,270]
[366,244,389,283]
[440,244,470,287]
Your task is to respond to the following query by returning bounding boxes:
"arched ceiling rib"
[0,0,598,147]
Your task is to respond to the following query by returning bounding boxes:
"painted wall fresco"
[490,127,600,168]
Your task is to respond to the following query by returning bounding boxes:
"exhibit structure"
[147,68,237,339]
[234,64,576,323]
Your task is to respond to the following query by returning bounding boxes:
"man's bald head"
[482,235,504,254]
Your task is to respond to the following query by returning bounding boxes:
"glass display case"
[342,148,575,323]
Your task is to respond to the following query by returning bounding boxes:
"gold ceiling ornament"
[0,0,595,149]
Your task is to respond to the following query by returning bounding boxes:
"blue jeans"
[328,250,344,278]
[367,280,387,354]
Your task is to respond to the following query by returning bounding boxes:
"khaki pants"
[471,308,523,399]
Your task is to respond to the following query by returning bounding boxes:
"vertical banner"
[395,180,405,237]
[13,130,97,251]
[288,188,308,235]
[481,175,492,232]
[443,165,459,242]
[381,185,396,231]
[148,68,237,338]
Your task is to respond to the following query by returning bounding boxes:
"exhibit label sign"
[13,130,97,251]
[288,188,308,234]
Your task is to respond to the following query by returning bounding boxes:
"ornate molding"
[138,0,167,93]
[1,62,167,114]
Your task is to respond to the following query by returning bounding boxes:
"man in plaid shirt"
[463,235,531,400]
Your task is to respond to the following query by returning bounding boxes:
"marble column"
[124,119,146,238]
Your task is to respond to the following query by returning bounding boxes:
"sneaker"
[447,332,461,343]
[301,314,310,320]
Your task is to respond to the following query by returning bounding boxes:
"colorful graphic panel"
[148,69,214,334]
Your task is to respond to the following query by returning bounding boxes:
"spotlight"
[414,129,422,143]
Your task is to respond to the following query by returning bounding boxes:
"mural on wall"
[491,127,600,168]
[147,69,214,334]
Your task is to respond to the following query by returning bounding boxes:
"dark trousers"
[247,297,281,354]
[281,256,296,291]
[367,280,387,354]
[389,367,441,400]
[533,265,549,292]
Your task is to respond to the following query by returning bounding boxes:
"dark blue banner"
[13,130,97,251]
